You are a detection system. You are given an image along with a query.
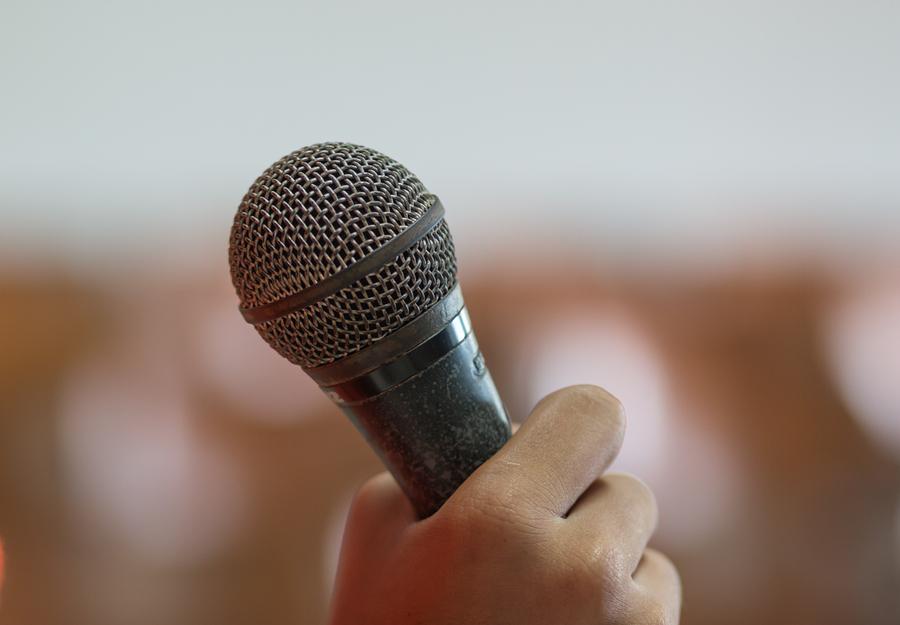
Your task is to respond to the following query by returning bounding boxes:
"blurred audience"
[1,255,899,625]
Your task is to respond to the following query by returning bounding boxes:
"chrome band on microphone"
[303,284,465,387]
[321,308,472,404]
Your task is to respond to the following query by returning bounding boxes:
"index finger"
[456,384,626,518]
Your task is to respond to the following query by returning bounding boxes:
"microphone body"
[228,143,510,517]
[308,287,509,517]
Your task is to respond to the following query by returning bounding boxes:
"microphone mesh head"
[229,143,458,369]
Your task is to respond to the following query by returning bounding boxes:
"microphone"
[228,143,511,517]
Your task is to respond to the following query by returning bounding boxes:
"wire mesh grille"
[228,143,458,368]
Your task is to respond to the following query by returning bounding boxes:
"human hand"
[329,385,681,625]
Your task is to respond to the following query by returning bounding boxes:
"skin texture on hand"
[329,385,681,625]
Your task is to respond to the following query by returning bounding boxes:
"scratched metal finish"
[340,332,511,518]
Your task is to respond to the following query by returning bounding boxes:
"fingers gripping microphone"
[229,143,511,517]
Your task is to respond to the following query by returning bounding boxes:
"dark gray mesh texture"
[228,143,458,368]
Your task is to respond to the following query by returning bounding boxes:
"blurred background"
[2,1,899,623]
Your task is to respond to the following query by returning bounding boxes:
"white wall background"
[2,0,898,269]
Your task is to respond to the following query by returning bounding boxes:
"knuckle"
[567,541,631,604]
[645,547,676,569]
[645,548,681,588]
[553,383,621,410]
[550,560,610,616]
[606,473,658,520]
[635,598,674,625]
[574,383,626,416]
[596,546,633,595]
[621,473,656,502]
[565,384,627,435]
[533,385,626,444]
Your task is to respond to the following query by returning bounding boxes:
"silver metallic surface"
[228,143,458,368]
[321,308,472,404]
[305,285,465,386]
[240,199,446,324]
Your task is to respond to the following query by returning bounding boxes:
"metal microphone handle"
[336,331,510,518]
